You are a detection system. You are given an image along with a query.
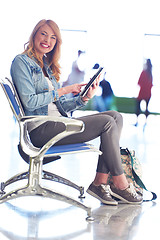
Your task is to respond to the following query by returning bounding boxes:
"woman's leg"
[29,111,142,204]
[30,111,127,187]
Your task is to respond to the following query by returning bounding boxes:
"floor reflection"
[0,200,91,239]
[92,204,142,239]
[0,112,159,239]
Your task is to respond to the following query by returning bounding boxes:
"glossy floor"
[0,111,159,240]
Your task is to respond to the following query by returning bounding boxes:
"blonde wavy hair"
[24,19,62,81]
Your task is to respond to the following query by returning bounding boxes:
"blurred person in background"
[62,50,85,98]
[96,71,114,112]
[135,58,153,126]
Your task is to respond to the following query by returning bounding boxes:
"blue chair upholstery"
[0,78,101,220]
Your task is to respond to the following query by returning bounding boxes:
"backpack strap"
[126,148,157,201]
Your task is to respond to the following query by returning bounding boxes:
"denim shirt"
[10,54,86,118]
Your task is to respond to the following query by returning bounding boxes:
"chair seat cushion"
[46,143,92,155]
[18,143,92,165]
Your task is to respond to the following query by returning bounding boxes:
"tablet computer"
[80,67,104,97]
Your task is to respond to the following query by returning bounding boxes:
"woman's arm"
[10,55,56,112]
[57,83,86,97]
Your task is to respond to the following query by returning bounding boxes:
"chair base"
[0,160,93,220]
[0,183,92,220]
[0,170,85,198]
[42,170,85,198]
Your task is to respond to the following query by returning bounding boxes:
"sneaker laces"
[127,183,138,198]
[101,184,111,195]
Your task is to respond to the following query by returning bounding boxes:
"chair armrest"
[19,115,85,159]
[20,115,84,132]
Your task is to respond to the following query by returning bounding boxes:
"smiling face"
[34,24,57,59]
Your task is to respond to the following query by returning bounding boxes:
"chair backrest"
[0,78,25,121]
[1,78,42,158]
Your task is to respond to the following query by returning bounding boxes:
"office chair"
[0,77,102,221]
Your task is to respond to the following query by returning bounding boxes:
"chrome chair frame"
[0,77,101,220]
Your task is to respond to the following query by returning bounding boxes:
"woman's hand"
[57,83,86,97]
[82,75,101,101]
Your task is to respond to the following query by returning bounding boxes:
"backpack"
[108,148,157,201]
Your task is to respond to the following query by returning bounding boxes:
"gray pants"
[29,111,124,176]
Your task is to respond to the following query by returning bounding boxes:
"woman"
[135,59,153,126]
[10,19,142,205]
